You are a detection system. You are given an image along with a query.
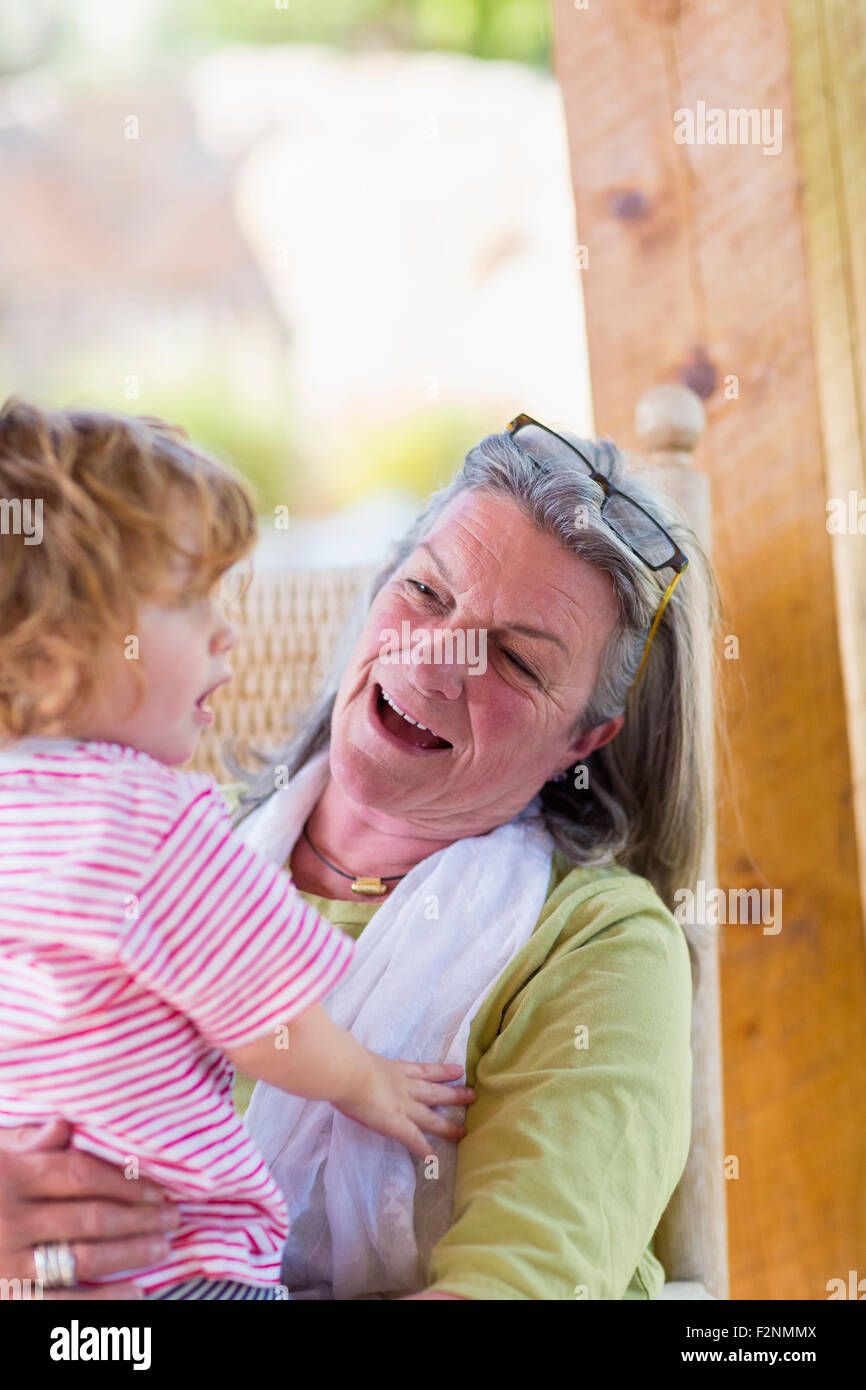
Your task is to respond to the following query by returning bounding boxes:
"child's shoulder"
[1,737,225,822]
[82,741,224,813]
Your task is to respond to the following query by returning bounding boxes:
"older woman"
[0,415,719,1300]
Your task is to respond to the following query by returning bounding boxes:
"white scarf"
[237,748,554,1300]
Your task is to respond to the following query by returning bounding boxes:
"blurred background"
[0,0,591,566]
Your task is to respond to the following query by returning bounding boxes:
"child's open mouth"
[194,693,215,725]
[194,679,229,726]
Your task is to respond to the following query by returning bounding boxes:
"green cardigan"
[224,787,692,1300]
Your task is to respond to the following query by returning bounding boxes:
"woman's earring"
[552,769,569,783]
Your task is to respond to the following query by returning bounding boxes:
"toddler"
[0,398,473,1300]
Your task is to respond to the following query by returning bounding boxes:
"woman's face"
[329,488,625,840]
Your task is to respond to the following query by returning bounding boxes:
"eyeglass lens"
[601,493,675,567]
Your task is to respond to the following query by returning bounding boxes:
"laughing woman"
[0,416,720,1300]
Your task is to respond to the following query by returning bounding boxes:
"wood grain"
[552,0,866,1300]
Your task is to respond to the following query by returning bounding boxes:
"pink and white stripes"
[0,738,353,1292]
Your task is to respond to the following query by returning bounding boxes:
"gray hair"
[231,428,724,917]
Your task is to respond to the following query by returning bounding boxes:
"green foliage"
[160,0,551,66]
[129,378,295,515]
[0,368,295,515]
[321,405,496,508]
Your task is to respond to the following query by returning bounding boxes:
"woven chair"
[187,385,729,1301]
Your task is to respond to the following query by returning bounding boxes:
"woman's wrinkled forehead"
[413,488,619,665]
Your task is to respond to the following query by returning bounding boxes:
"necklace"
[301,824,407,897]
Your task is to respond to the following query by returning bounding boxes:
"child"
[0,397,474,1300]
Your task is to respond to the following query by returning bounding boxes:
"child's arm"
[226,1005,474,1160]
[127,783,474,1159]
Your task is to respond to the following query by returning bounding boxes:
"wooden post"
[636,385,729,1301]
[552,0,866,1299]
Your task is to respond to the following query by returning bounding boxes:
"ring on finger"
[33,1241,78,1289]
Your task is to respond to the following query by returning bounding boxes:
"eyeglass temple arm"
[632,568,686,686]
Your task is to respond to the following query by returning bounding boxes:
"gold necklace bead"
[350,876,388,895]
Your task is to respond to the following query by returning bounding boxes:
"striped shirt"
[0,737,354,1292]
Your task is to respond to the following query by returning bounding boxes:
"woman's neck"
[288,773,457,903]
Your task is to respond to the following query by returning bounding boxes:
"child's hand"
[334,1056,476,1159]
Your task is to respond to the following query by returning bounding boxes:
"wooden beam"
[789,0,866,940]
[552,0,866,1300]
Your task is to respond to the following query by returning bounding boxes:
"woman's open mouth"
[372,683,453,752]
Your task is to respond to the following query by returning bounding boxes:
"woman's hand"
[334,1057,475,1160]
[0,1119,180,1299]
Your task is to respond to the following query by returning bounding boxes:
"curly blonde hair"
[0,396,258,743]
